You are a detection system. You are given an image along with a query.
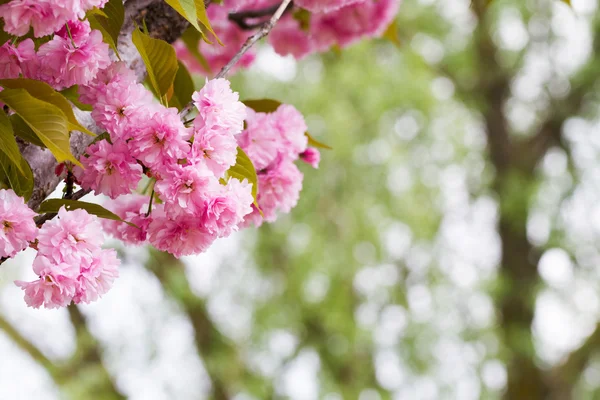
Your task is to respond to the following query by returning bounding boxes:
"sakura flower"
[0,0,73,37]
[193,78,246,134]
[269,17,314,59]
[102,195,152,245]
[257,157,303,222]
[128,107,191,172]
[237,109,280,170]
[202,178,253,237]
[37,20,111,90]
[295,0,365,13]
[271,104,308,157]
[74,140,143,199]
[15,274,78,309]
[155,162,220,217]
[148,205,217,258]
[74,248,120,304]
[191,127,238,177]
[300,148,321,168]
[0,189,37,259]
[0,39,37,79]
[79,61,138,104]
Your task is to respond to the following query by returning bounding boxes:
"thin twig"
[228,2,290,30]
[180,0,293,117]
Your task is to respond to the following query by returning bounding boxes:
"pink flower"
[0,189,37,259]
[202,178,253,237]
[0,0,74,38]
[295,0,366,13]
[91,81,155,139]
[271,104,308,157]
[74,140,143,199]
[237,109,280,170]
[79,61,138,104]
[191,127,238,177]
[147,205,217,258]
[257,157,303,222]
[128,107,191,172]
[300,148,321,168]
[0,39,37,79]
[102,195,152,245]
[37,20,111,90]
[15,275,77,309]
[269,17,314,59]
[74,248,119,304]
[155,162,220,217]
[193,78,246,134]
[37,207,104,265]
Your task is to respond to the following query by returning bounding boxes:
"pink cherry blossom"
[155,162,220,217]
[37,20,111,90]
[271,104,308,157]
[257,157,303,222]
[237,108,280,170]
[128,107,192,172]
[79,61,138,104]
[202,178,253,237]
[295,0,365,13]
[193,78,246,134]
[148,205,217,258]
[0,39,37,79]
[191,127,238,177]
[74,140,143,199]
[36,207,104,265]
[0,189,37,259]
[300,148,321,168]
[15,274,78,309]
[269,16,314,59]
[74,248,119,304]
[0,0,73,37]
[102,195,152,245]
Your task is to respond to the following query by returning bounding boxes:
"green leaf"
[305,132,332,150]
[163,0,222,44]
[132,28,179,99]
[180,26,211,73]
[0,151,33,200]
[170,61,195,110]
[382,20,401,48]
[0,88,80,166]
[243,99,282,113]
[0,111,24,174]
[10,114,45,147]
[60,86,93,112]
[38,199,138,228]
[225,147,259,207]
[0,79,93,135]
[87,0,124,58]
[293,8,311,32]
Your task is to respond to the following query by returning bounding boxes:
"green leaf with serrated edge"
[225,147,259,207]
[132,28,179,98]
[163,0,223,45]
[180,26,211,73]
[0,79,94,135]
[87,0,124,58]
[60,86,93,111]
[38,199,138,228]
[171,60,195,111]
[0,111,24,174]
[0,88,80,166]
[243,99,282,113]
[0,151,33,200]
[305,132,331,150]
[10,114,45,147]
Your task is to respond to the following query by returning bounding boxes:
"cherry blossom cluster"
[0,189,119,309]
[176,0,401,74]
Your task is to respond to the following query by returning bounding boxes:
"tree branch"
[228,2,293,30]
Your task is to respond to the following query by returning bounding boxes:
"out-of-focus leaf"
[60,85,93,111]
[10,114,45,147]
[180,26,211,73]
[171,60,195,110]
[305,132,332,150]
[163,0,222,44]
[0,78,93,135]
[38,199,138,228]
[0,111,24,174]
[0,151,33,200]
[226,147,259,207]
[293,8,311,31]
[132,28,179,98]
[243,99,282,113]
[0,88,80,166]
[382,20,401,48]
[87,0,124,57]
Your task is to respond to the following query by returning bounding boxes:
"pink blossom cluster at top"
[176,0,401,74]
[0,19,111,90]
[0,188,119,309]
[0,0,107,37]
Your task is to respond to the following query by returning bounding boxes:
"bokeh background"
[2,0,600,398]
